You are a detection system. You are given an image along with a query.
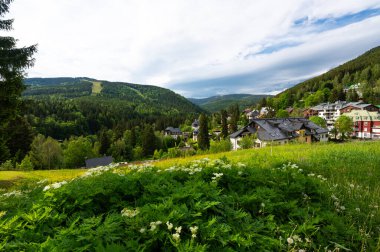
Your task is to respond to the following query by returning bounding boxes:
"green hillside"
[1,141,380,251]
[189,94,271,112]
[270,46,380,109]
[22,78,204,139]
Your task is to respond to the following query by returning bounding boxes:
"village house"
[244,109,259,121]
[191,119,199,141]
[229,118,328,150]
[306,101,379,130]
[164,127,182,139]
[343,110,380,139]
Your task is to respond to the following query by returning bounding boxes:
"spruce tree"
[0,0,36,162]
[221,109,228,139]
[198,114,210,150]
[141,124,156,156]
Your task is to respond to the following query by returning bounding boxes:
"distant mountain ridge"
[189,94,271,112]
[21,77,204,139]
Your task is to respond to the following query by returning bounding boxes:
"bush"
[0,160,13,171]
[209,139,232,153]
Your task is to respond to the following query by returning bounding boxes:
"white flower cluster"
[129,163,155,173]
[1,190,22,198]
[150,221,162,231]
[286,234,310,251]
[278,162,303,173]
[211,172,223,182]
[331,194,345,212]
[43,181,67,191]
[82,163,119,177]
[37,179,48,184]
[190,226,198,239]
[172,225,182,242]
[121,207,140,218]
[307,173,327,182]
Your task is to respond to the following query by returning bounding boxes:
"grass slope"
[90,81,103,95]
[1,142,380,251]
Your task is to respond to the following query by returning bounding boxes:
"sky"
[5,0,380,98]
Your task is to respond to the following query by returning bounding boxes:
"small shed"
[85,156,113,168]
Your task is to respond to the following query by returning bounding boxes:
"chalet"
[343,110,380,139]
[230,118,328,150]
[164,127,182,139]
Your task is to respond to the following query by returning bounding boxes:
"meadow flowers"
[121,207,140,218]
[166,221,173,230]
[43,181,67,191]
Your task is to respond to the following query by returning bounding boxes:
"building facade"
[343,110,380,139]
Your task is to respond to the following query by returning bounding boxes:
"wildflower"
[308,173,315,177]
[340,206,346,211]
[166,221,173,230]
[349,184,355,188]
[150,224,157,231]
[356,208,361,212]
[121,208,140,218]
[317,175,322,179]
[2,190,22,197]
[43,181,67,191]
[287,237,294,244]
[305,238,311,243]
[175,226,182,234]
[261,203,265,208]
[238,171,243,175]
[190,226,198,234]
[192,233,197,239]
[37,179,48,184]
[139,228,146,233]
[292,235,302,242]
[172,233,180,242]
[212,173,223,179]
[331,195,339,201]
[298,249,306,252]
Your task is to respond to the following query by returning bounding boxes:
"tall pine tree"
[0,0,36,163]
[198,114,210,150]
[220,109,228,139]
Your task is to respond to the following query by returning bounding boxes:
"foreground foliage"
[1,142,380,251]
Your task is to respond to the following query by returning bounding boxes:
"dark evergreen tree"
[198,114,210,150]
[141,124,156,156]
[0,0,36,163]
[221,109,228,139]
[98,129,111,155]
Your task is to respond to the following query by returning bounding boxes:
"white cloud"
[5,0,380,97]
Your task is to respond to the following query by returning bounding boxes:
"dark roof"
[85,156,113,168]
[165,127,182,134]
[192,119,199,127]
[230,118,328,141]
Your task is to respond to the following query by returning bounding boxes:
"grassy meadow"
[1,141,380,251]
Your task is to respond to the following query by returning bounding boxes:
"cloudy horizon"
[6,0,380,98]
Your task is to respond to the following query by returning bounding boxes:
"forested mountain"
[21,78,204,140]
[266,46,380,110]
[189,94,271,112]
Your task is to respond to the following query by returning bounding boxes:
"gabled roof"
[230,118,328,141]
[165,127,182,133]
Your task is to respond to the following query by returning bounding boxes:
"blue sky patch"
[294,8,380,32]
